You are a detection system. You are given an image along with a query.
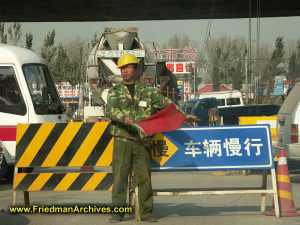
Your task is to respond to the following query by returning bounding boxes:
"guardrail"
[13,122,279,218]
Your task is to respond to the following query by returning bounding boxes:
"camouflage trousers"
[111,138,153,219]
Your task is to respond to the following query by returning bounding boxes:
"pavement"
[1,172,300,225]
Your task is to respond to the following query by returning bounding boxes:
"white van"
[0,44,66,179]
[276,79,300,161]
[197,90,244,108]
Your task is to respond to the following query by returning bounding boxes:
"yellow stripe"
[13,173,26,190]
[54,173,80,191]
[277,174,290,183]
[16,124,30,145]
[68,123,108,167]
[16,123,56,167]
[95,138,114,166]
[81,173,107,191]
[108,185,113,191]
[28,173,52,191]
[279,190,293,200]
[41,123,82,167]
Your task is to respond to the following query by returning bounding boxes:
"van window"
[218,99,225,106]
[0,66,26,115]
[23,64,64,115]
[227,98,241,106]
[279,84,300,114]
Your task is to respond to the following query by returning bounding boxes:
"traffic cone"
[265,149,300,216]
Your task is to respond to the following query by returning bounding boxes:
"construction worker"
[106,54,195,223]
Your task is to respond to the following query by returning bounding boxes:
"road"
[1,172,300,225]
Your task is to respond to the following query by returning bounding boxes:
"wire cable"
[201,0,215,58]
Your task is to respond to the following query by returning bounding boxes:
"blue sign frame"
[151,125,274,171]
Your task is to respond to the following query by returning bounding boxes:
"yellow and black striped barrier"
[14,172,113,191]
[13,122,114,205]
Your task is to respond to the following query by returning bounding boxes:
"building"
[197,84,231,94]
[56,82,89,108]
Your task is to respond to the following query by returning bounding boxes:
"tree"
[263,36,285,97]
[25,32,33,50]
[8,22,22,46]
[0,22,7,44]
[227,44,248,90]
[287,39,300,82]
[67,38,89,85]
[62,37,90,108]
[205,36,247,91]
[41,30,57,73]
[164,33,197,50]
[211,46,222,91]
[51,43,69,84]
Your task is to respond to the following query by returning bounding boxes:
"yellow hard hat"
[117,53,139,68]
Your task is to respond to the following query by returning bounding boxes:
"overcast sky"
[5,16,300,52]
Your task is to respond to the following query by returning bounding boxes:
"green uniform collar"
[118,81,145,103]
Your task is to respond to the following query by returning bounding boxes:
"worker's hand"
[124,116,134,125]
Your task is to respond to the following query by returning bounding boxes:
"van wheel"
[0,157,8,182]
[5,165,14,181]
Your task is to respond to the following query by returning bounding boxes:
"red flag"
[133,104,185,136]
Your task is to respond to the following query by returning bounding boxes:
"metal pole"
[257,0,261,105]
[248,0,252,103]
[193,63,196,96]
[159,77,163,95]
[167,86,170,98]
[245,56,249,105]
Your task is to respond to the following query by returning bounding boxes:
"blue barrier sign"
[151,125,274,170]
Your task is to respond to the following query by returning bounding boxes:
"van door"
[0,64,28,125]
[0,65,29,162]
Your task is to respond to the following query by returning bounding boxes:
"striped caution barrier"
[13,172,113,192]
[13,122,114,205]
[15,122,113,167]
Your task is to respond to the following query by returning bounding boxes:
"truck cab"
[0,44,66,180]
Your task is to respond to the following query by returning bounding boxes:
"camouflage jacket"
[106,81,182,142]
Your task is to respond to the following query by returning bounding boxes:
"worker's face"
[120,64,136,83]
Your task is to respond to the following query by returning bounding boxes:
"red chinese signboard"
[166,62,195,74]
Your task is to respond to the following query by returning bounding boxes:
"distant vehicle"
[181,98,219,126]
[276,78,300,161]
[189,97,279,126]
[191,98,219,126]
[197,90,244,108]
[0,44,66,180]
[181,99,198,115]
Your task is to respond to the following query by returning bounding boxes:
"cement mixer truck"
[85,27,179,121]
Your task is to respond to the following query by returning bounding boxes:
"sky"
[4,16,300,53]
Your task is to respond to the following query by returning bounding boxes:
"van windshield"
[279,84,300,114]
[23,64,65,115]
